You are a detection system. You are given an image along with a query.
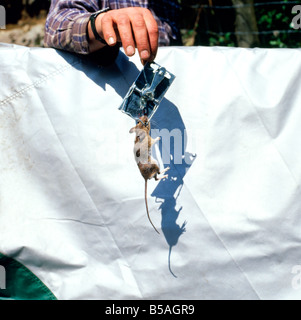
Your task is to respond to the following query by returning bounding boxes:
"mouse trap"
[119,62,175,121]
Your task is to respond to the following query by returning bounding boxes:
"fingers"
[99,8,159,63]
[99,13,119,47]
[142,9,159,62]
[131,13,151,61]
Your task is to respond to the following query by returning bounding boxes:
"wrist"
[87,8,110,53]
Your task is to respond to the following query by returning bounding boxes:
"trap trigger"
[119,61,175,121]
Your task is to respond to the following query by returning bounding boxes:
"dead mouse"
[129,115,169,234]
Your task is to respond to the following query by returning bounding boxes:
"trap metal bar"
[119,61,175,121]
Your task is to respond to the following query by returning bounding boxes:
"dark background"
[0,0,300,48]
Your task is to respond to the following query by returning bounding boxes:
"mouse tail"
[145,179,160,234]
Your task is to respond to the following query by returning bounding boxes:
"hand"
[88,7,159,64]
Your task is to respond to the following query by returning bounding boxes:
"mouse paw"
[161,167,170,175]
[161,174,169,180]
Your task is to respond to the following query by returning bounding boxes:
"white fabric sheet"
[1,43,301,299]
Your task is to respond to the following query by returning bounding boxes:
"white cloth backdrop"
[1,43,301,299]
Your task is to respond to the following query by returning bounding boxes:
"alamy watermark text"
[292,5,301,29]
[0,265,6,289]
[0,5,6,30]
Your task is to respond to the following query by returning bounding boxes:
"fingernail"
[108,37,115,45]
[140,50,150,60]
[126,45,135,56]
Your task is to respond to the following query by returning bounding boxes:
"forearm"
[44,0,178,60]
[44,0,100,54]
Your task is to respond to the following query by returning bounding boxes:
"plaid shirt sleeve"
[44,0,180,54]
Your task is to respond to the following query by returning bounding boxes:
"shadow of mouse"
[151,98,196,278]
[156,190,187,278]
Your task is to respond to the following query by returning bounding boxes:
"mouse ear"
[129,127,136,133]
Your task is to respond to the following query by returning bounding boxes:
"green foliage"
[208,32,236,47]
[179,0,301,48]
[255,0,301,48]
